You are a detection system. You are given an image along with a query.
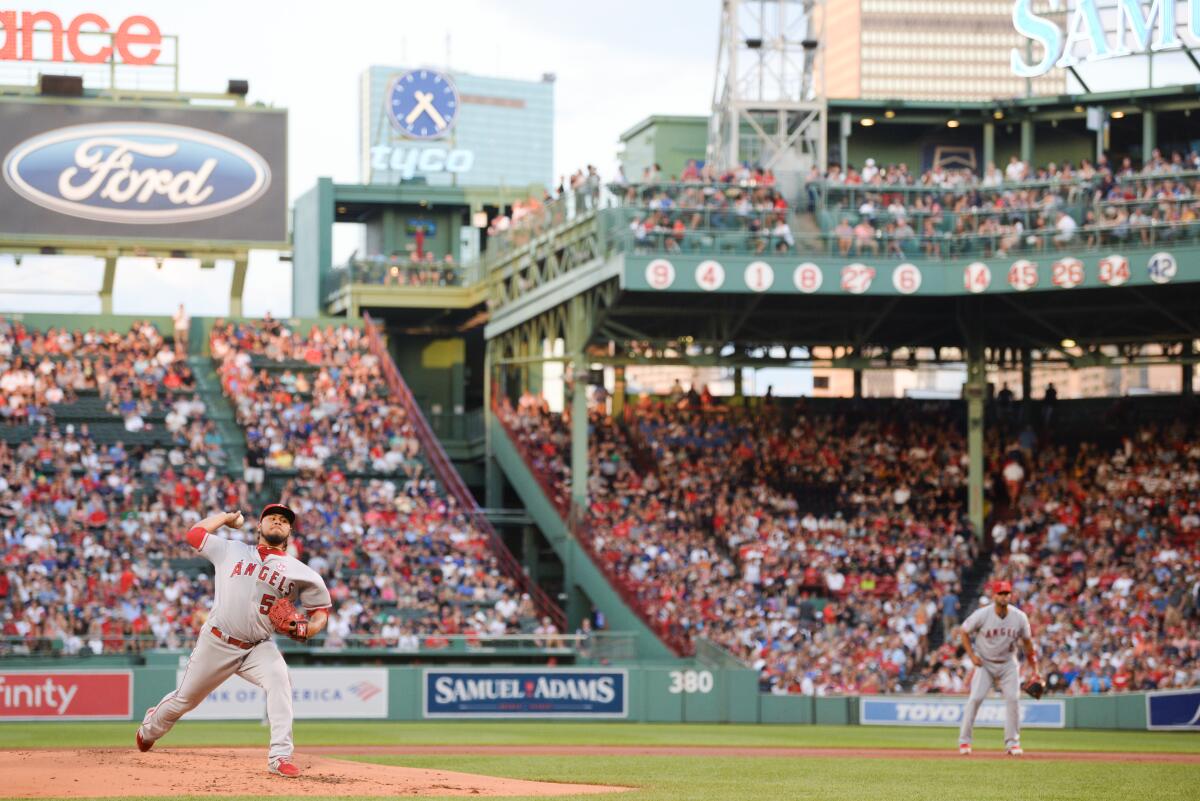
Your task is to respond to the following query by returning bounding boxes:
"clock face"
[386,69,460,140]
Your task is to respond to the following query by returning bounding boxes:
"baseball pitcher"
[135,504,331,778]
[957,580,1039,756]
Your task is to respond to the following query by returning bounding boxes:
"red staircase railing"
[491,399,691,657]
[362,313,565,632]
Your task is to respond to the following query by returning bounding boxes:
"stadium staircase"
[488,409,682,660]
[361,314,568,634]
[187,316,245,479]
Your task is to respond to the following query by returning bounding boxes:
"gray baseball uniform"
[139,525,331,767]
[957,602,1031,750]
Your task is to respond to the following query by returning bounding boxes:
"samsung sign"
[423,669,628,718]
[0,101,286,243]
[859,695,1066,728]
[1013,0,1200,77]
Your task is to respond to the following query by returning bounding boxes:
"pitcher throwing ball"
[957,580,1039,756]
[136,504,331,778]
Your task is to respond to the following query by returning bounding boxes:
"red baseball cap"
[260,503,296,525]
[993,580,1013,594]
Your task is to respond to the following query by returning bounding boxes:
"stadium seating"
[497,394,980,693]
[0,318,557,657]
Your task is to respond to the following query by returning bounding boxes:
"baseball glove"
[1023,677,1045,700]
[267,597,308,641]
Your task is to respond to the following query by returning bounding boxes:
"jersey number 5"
[258,593,275,615]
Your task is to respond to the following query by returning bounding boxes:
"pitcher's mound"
[1,748,629,797]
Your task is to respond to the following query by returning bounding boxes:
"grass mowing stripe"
[346,754,1200,801]
[0,721,1196,753]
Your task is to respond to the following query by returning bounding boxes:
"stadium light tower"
[708,0,826,183]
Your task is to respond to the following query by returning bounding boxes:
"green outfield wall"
[3,662,1175,731]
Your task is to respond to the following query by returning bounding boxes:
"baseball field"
[2,721,1197,800]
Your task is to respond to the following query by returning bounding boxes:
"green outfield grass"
[2,722,1196,801]
[1,720,1196,753]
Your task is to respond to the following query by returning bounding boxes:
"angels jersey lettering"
[961,603,1031,663]
[193,529,331,643]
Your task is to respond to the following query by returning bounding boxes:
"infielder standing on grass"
[957,580,1039,756]
[136,505,331,778]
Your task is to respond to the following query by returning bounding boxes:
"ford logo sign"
[2,122,271,224]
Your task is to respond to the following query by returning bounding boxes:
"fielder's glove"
[267,597,308,641]
[1022,677,1045,700]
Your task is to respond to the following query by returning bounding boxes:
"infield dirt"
[0,748,630,798]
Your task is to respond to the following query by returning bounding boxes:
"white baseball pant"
[140,626,294,765]
[958,658,1021,749]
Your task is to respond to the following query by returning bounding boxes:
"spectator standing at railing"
[172,305,189,356]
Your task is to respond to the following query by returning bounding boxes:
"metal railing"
[422,407,485,443]
[492,404,691,657]
[0,632,635,658]
[363,314,567,632]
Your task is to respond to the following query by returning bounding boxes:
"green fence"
[1,660,1172,730]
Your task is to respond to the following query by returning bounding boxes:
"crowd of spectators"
[0,319,196,431]
[0,320,552,656]
[212,318,422,475]
[816,150,1200,259]
[917,423,1200,695]
[498,391,978,694]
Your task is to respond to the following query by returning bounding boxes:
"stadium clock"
[386,69,460,140]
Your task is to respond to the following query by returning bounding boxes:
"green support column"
[1021,347,1033,422]
[612,366,626,418]
[966,343,987,541]
[527,329,543,396]
[483,340,501,509]
[853,369,863,398]
[983,122,995,170]
[733,367,744,400]
[1143,110,1156,160]
[229,256,249,318]
[1020,119,1035,168]
[98,255,117,315]
[570,357,588,511]
[521,525,540,585]
[1184,341,1194,401]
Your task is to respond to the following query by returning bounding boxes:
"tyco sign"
[1012,0,1200,77]
[0,101,287,243]
[423,669,628,718]
[4,122,272,224]
[859,695,1065,728]
[1146,689,1200,730]
[0,671,131,720]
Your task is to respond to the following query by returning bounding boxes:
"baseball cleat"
[269,759,300,778]
[958,744,972,756]
[1006,747,1024,756]
[135,727,154,752]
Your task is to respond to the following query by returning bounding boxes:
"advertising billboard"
[0,671,132,720]
[858,695,1066,728]
[423,668,628,718]
[0,100,287,244]
[360,66,553,188]
[182,667,388,720]
[1146,688,1200,730]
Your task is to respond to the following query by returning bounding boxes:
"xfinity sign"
[1012,0,1200,77]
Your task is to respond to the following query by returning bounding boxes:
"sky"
[1,1,1198,320]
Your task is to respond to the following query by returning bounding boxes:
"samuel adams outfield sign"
[423,668,628,718]
[0,100,286,244]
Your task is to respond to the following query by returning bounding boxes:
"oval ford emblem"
[3,122,271,224]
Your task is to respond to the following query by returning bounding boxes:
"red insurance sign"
[0,672,132,720]
[0,11,162,64]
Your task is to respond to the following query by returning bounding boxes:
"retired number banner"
[423,668,628,718]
